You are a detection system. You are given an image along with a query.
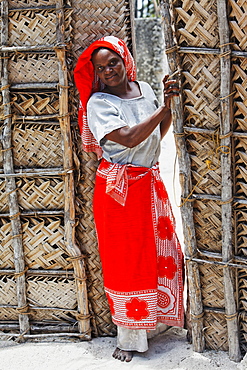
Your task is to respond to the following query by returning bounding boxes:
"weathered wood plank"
[55,1,90,339]
[217,0,241,362]
[160,0,205,352]
[0,0,30,338]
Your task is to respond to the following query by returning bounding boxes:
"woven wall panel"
[235,208,247,257]
[16,178,64,211]
[9,10,57,46]
[0,276,17,305]
[0,307,19,321]
[0,0,133,338]
[194,200,222,253]
[169,0,247,355]
[199,264,225,308]
[232,58,247,132]
[11,92,59,116]
[12,123,63,169]
[239,268,247,354]
[9,0,58,8]
[9,54,58,84]
[0,219,14,269]
[187,133,221,196]
[71,0,132,58]
[174,0,219,48]
[26,276,76,308]
[8,9,72,46]
[235,139,247,200]
[229,0,247,51]
[0,180,8,213]
[22,217,70,270]
[203,312,228,351]
[26,309,76,322]
[182,54,220,129]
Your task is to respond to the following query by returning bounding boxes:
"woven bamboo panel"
[229,0,247,51]
[240,315,247,354]
[235,139,247,200]
[0,307,19,321]
[0,276,78,323]
[203,312,228,351]
[27,308,77,322]
[235,207,247,257]
[186,133,222,196]
[0,180,8,213]
[26,276,76,308]
[194,200,222,253]
[0,276,17,305]
[9,0,59,8]
[239,268,247,353]
[22,217,71,270]
[199,264,225,308]
[71,0,132,58]
[182,53,221,129]
[12,92,59,116]
[8,9,72,46]
[16,178,64,211]
[0,219,14,269]
[174,0,219,48]
[232,58,247,132]
[9,54,58,84]
[12,123,63,169]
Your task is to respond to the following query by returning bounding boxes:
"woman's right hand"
[162,75,180,109]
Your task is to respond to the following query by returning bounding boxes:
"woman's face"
[91,48,127,88]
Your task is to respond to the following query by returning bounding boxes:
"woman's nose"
[105,66,113,74]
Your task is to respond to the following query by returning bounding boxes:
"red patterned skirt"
[93,159,184,329]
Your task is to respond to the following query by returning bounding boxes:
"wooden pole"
[55,1,90,338]
[217,0,241,362]
[0,0,30,338]
[160,0,205,352]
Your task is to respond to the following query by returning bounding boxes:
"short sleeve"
[87,94,128,144]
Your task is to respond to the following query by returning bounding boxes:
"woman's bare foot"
[112,347,133,362]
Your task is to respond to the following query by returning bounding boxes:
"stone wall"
[134,17,168,102]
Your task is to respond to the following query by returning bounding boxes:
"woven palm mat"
[12,122,63,169]
[9,54,59,84]
[11,92,59,116]
[8,8,72,47]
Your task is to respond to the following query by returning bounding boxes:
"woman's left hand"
[162,75,180,109]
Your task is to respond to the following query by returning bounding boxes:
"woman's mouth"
[106,74,117,80]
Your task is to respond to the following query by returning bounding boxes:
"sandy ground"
[1,130,246,369]
[0,327,247,370]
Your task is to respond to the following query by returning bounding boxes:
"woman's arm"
[105,75,179,148]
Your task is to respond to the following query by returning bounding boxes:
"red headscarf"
[74,36,136,158]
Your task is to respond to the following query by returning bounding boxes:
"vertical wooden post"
[160,0,205,352]
[217,0,241,361]
[0,0,29,337]
[55,1,90,338]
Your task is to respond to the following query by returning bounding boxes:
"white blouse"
[87,81,161,168]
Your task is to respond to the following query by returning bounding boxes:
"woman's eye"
[97,66,103,72]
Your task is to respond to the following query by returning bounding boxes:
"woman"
[74,36,184,362]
